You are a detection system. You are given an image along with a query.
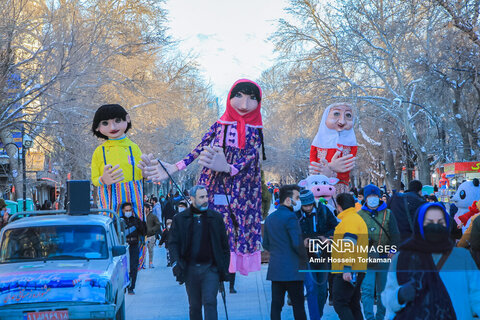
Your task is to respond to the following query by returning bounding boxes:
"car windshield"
[0,225,108,263]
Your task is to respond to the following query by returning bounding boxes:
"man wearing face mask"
[177,200,188,213]
[382,202,480,320]
[264,184,308,320]
[357,184,400,320]
[121,202,147,295]
[168,185,230,320]
[298,189,338,320]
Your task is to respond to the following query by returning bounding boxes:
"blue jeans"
[304,264,328,320]
[361,271,387,320]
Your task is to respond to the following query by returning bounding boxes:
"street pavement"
[125,245,341,320]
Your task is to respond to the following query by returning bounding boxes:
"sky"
[164,0,289,103]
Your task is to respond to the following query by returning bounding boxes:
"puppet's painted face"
[97,117,129,139]
[325,105,354,132]
[230,92,259,116]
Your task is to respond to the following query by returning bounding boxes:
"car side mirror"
[112,245,126,257]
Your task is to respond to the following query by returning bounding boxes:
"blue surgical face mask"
[124,211,133,218]
[366,196,380,208]
[291,198,301,212]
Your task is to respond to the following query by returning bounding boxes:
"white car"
[0,211,129,320]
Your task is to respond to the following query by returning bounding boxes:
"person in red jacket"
[309,103,357,194]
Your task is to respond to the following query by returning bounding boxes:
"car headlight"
[105,281,113,303]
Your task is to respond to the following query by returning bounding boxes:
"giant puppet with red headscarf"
[309,103,357,194]
[139,79,265,276]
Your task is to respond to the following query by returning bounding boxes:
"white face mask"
[291,199,301,212]
[124,211,133,218]
[178,207,186,213]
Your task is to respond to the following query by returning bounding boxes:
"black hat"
[408,180,423,193]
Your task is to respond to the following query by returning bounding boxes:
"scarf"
[311,103,357,149]
[395,203,456,320]
[218,79,263,149]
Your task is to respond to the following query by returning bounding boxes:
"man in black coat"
[264,184,308,320]
[387,180,426,242]
[168,185,230,320]
[121,202,147,295]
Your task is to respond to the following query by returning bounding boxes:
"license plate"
[24,310,68,320]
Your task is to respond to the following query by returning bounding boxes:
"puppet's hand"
[309,159,336,177]
[138,154,178,182]
[309,161,322,175]
[328,151,356,173]
[198,146,230,173]
[101,164,124,185]
[138,154,156,172]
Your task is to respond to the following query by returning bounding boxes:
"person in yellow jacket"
[331,193,368,320]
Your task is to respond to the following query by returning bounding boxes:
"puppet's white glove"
[138,154,178,182]
[198,146,231,173]
[100,164,124,185]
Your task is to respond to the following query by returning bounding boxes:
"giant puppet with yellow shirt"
[91,104,146,267]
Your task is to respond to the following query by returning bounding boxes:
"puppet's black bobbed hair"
[92,104,131,140]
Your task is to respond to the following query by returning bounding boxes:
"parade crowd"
[262,180,480,320]
[117,178,480,320]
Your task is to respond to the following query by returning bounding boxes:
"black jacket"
[298,203,338,239]
[168,207,230,283]
[123,216,147,246]
[162,199,177,224]
[388,191,426,242]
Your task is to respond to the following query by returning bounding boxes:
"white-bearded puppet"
[309,103,357,195]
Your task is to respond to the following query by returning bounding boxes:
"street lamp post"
[22,126,26,211]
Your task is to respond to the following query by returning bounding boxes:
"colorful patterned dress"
[176,122,262,275]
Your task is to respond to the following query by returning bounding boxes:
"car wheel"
[116,299,125,320]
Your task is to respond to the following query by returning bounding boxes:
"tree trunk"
[0,128,23,199]
[402,103,430,185]
[452,85,473,160]
[416,154,431,186]
[382,135,400,190]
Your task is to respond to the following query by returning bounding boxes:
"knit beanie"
[299,189,315,206]
[363,184,381,198]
